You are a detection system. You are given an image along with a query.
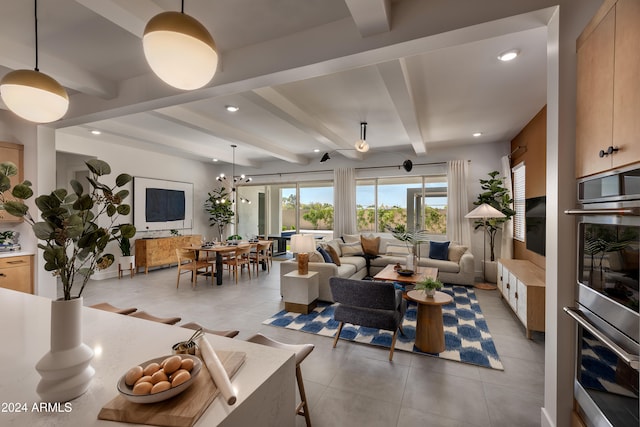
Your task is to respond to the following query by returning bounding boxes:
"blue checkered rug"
[263,285,503,370]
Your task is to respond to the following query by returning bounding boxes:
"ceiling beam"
[344,0,391,37]
[248,88,363,160]
[376,58,427,155]
[74,0,160,38]
[152,106,310,165]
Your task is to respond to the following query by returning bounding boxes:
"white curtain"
[333,167,356,238]
[500,155,514,260]
[446,160,471,246]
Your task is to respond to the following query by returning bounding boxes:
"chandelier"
[216,145,252,204]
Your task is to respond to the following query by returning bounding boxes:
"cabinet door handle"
[515,292,518,299]
[6,260,25,265]
[506,283,510,289]
[0,273,5,277]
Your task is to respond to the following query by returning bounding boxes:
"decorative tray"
[396,269,414,277]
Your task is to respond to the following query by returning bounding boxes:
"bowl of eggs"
[117,354,202,404]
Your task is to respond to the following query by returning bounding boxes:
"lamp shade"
[290,234,316,253]
[465,203,506,219]
[0,69,69,123]
[143,11,218,90]
[354,140,369,153]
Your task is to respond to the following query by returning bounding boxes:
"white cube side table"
[281,271,319,314]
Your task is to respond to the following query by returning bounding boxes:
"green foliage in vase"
[414,277,443,292]
[0,159,136,300]
[204,187,234,241]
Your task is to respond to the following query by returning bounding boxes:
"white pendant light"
[354,122,370,153]
[0,0,69,123]
[143,1,218,90]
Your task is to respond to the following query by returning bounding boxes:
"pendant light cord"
[181,0,184,14]
[34,0,39,71]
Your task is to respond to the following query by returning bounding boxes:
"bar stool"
[246,333,314,427]
[88,302,137,315]
[180,321,239,338]
[129,310,182,325]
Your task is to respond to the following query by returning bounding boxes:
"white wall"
[56,133,220,279]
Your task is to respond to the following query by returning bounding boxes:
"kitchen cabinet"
[0,254,34,294]
[497,259,545,339]
[576,0,640,178]
[135,235,201,273]
[0,141,24,222]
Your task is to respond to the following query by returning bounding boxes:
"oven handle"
[564,307,639,370]
[564,207,640,215]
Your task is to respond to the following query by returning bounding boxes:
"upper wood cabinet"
[0,141,24,222]
[576,0,640,178]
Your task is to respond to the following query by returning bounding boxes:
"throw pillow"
[326,239,342,257]
[429,241,450,260]
[360,235,380,256]
[341,234,361,243]
[340,241,364,256]
[325,244,341,265]
[308,250,325,263]
[448,245,468,263]
[385,243,411,256]
[317,246,333,263]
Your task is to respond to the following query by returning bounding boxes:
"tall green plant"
[204,187,234,240]
[0,159,136,300]
[472,170,516,261]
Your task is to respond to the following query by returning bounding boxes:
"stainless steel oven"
[565,165,640,427]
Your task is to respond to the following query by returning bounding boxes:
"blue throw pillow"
[429,241,450,260]
[317,246,333,263]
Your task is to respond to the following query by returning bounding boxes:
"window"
[512,162,526,241]
[299,181,334,236]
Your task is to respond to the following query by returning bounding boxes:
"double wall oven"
[565,165,639,427]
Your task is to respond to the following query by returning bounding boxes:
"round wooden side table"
[406,290,453,353]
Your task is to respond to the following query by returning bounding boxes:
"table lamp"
[465,203,506,289]
[290,234,316,275]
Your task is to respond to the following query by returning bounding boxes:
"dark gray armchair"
[329,277,407,361]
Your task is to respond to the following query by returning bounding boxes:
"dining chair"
[88,302,137,315]
[129,310,182,325]
[180,321,240,339]
[250,241,271,276]
[175,248,212,288]
[223,244,251,284]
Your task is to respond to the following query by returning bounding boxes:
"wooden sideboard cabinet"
[576,0,640,178]
[0,254,34,294]
[497,259,545,339]
[135,235,201,274]
[0,141,24,222]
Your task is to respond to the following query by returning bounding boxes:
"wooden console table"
[135,235,201,273]
[497,259,545,339]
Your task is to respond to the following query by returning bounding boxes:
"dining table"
[0,288,296,427]
[184,241,270,286]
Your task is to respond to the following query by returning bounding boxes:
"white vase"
[405,254,415,270]
[483,260,498,283]
[425,289,436,297]
[35,297,95,402]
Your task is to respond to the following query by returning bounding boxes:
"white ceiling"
[0,0,550,168]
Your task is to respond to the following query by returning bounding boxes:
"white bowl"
[117,354,202,404]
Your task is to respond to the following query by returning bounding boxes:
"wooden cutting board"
[98,350,246,427]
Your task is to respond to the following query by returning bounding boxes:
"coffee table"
[373,264,438,292]
[406,290,453,353]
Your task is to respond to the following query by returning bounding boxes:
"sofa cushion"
[335,263,357,278]
[317,246,332,263]
[326,245,342,265]
[325,239,342,257]
[385,243,411,256]
[429,241,450,260]
[360,234,380,256]
[339,255,367,270]
[341,234,361,243]
[340,241,364,256]
[308,250,325,263]
[418,257,460,273]
[448,244,468,263]
[370,255,406,267]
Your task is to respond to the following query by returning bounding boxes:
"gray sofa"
[280,234,474,302]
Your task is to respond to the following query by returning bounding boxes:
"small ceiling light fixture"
[313,148,320,153]
[216,144,252,204]
[90,130,102,135]
[0,0,69,123]
[402,160,413,172]
[320,152,331,162]
[354,122,370,153]
[497,49,520,62]
[212,158,218,162]
[143,0,218,90]
[473,132,482,137]
[225,105,239,112]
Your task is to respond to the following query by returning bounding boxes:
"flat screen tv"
[145,188,185,222]
[525,196,546,256]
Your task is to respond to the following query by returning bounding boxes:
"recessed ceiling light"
[225,105,239,112]
[212,158,218,162]
[313,148,320,153]
[473,132,482,137]
[497,49,520,62]
[90,130,101,135]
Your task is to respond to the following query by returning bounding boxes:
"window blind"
[512,162,525,242]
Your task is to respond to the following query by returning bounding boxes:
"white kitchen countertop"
[0,251,34,258]
[0,288,296,427]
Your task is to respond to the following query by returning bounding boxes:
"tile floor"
[81,261,545,427]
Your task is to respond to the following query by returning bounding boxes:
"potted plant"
[204,187,234,241]
[471,171,516,282]
[414,277,443,297]
[0,159,136,402]
[116,235,135,277]
[387,224,429,269]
